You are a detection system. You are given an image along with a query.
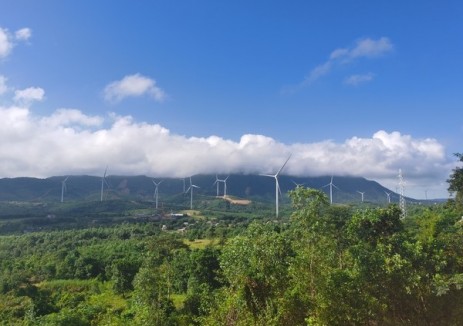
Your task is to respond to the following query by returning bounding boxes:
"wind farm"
[1,172,429,232]
[0,170,434,207]
[0,153,446,235]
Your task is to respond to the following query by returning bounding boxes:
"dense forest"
[1,155,463,325]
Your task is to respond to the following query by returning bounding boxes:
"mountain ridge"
[0,174,432,204]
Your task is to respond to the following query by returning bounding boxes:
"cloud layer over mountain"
[0,93,452,198]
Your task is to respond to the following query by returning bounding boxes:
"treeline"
[1,186,463,325]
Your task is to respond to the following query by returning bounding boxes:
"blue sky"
[0,1,462,199]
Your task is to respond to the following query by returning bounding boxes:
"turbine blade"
[152,179,163,186]
[276,154,292,176]
[259,174,275,178]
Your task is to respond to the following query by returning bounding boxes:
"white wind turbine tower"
[213,175,221,197]
[186,177,200,210]
[152,179,163,209]
[357,191,365,203]
[214,175,230,197]
[61,176,69,203]
[219,176,229,197]
[100,166,108,202]
[323,176,339,204]
[385,191,391,204]
[260,154,292,218]
[179,178,186,193]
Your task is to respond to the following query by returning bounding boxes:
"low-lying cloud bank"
[0,104,453,198]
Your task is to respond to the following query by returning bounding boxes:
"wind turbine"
[179,178,186,193]
[213,175,221,197]
[152,179,163,209]
[357,191,365,203]
[61,176,69,203]
[217,175,229,197]
[222,176,229,197]
[213,175,230,197]
[186,177,200,209]
[323,176,339,204]
[385,191,391,204]
[260,154,292,218]
[100,166,108,202]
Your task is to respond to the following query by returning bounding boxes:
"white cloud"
[14,87,45,104]
[104,73,166,103]
[15,28,31,41]
[0,28,13,59]
[329,48,349,60]
[344,73,374,86]
[350,37,394,58]
[305,62,332,84]
[301,37,393,86]
[0,103,452,198]
[41,108,104,127]
[0,27,32,59]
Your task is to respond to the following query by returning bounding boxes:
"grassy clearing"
[181,210,207,220]
[37,278,101,289]
[183,238,220,249]
[223,195,252,205]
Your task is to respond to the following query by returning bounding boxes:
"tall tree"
[202,223,293,325]
[448,153,463,209]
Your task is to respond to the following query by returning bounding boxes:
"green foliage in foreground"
[1,187,463,325]
[448,152,463,209]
